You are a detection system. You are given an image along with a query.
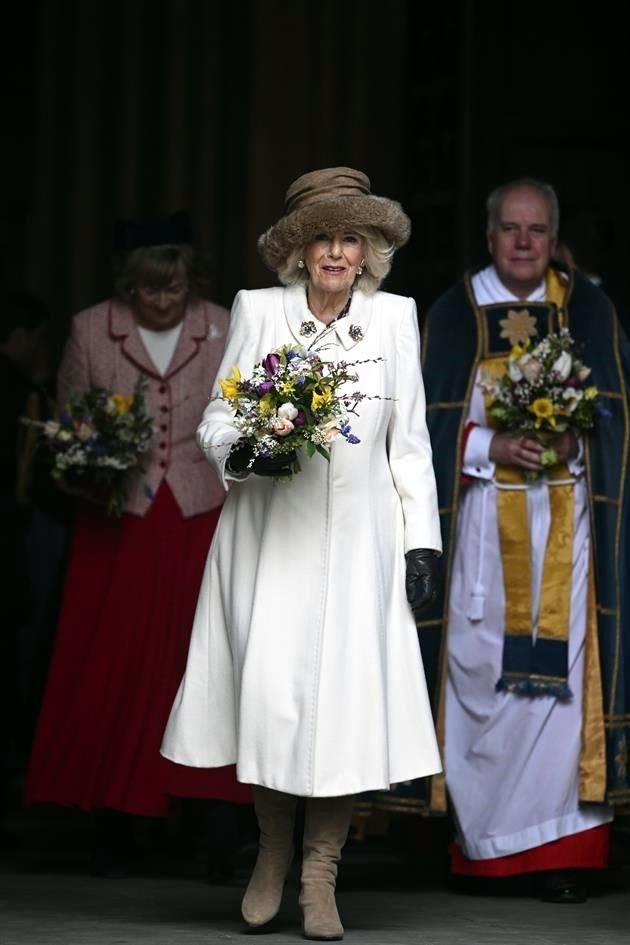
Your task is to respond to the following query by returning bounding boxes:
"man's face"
[487,186,556,298]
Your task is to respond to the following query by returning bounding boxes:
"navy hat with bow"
[113,210,193,251]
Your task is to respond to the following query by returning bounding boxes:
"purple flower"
[256,380,274,395]
[293,412,307,427]
[341,423,360,444]
[262,352,281,375]
[565,376,579,388]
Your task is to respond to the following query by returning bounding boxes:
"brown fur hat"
[258,167,411,272]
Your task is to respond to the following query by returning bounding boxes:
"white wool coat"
[161,285,443,796]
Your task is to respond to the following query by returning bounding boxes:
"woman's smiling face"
[303,229,365,298]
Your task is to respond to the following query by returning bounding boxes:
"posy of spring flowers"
[479,328,599,468]
[22,378,154,515]
[218,344,381,476]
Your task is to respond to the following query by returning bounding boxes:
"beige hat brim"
[258,194,411,272]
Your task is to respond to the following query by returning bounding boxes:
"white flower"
[551,350,572,382]
[76,422,96,441]
[576,364,591,381]
[318,419,341,444]
[520,356,543,384]
[270,417,295,436]
[277,402,298,421]
[478,375,499,397]
[508,359,523,382]
[44,420,61,437]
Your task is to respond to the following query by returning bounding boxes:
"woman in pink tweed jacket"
[25,215,251,874]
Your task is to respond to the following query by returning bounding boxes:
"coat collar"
[108,298,209,379]
[282,285,373,352]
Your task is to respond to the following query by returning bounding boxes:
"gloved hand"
[226,440,297,478]
[405,548,442,618]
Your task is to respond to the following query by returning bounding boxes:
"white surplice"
[444,265,612,861]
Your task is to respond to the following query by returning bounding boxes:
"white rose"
[521,356,543,384]
[508,359,523,382]
[277,402,298,420]
[323,426,340,444]
[551,350,572,382]
[76,422,95,441]
[270,417,294,436]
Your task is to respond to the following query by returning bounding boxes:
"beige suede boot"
[241,786,297,928]
[299,796,354,941]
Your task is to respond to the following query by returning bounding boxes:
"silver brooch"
[348,324,363,341]
[299,320,317,337]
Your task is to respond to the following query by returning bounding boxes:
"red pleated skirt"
[25,483,251,816]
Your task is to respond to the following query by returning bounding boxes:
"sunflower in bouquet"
[218,344,378,477]
[24,377,154,515]
[480,328,600,470]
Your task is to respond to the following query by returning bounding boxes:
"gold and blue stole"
[479,273,579,698]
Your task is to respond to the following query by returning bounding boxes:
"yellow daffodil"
[111,393,134,415]
[311,386,333,411]
[219,365,241,400]
[584,386,598,400]
[278,379,296,396]
[510,340,530,360]
[528,397,557,428]
[258,393,276,417]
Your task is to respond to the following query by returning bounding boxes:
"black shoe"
[540,870,588,903]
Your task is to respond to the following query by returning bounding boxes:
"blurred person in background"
[25,213,251,876]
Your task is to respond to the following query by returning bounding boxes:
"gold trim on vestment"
[579,557,607,801]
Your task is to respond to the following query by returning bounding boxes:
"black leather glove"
[405,548,442,618]
[226,440,297,478]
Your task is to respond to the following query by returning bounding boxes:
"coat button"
[159,385,166,394]
[160,424,167,432]
[159,460,167,468]
[159,442,166,450]
[160,405,168,413]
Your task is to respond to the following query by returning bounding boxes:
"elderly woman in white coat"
[162,167,442,940]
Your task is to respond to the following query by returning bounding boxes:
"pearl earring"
[297,258,305,269]
[356,266,363,276]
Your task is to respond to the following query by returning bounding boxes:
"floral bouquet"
[22,378,154,515]
[218,343,379,477]
[479,328,599,470]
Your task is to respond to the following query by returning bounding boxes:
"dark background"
[2,1,628,338]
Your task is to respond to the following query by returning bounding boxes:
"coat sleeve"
[386,298,442,554]
[196,290,263,488]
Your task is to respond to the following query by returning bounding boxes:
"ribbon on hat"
[284,167,371,214]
